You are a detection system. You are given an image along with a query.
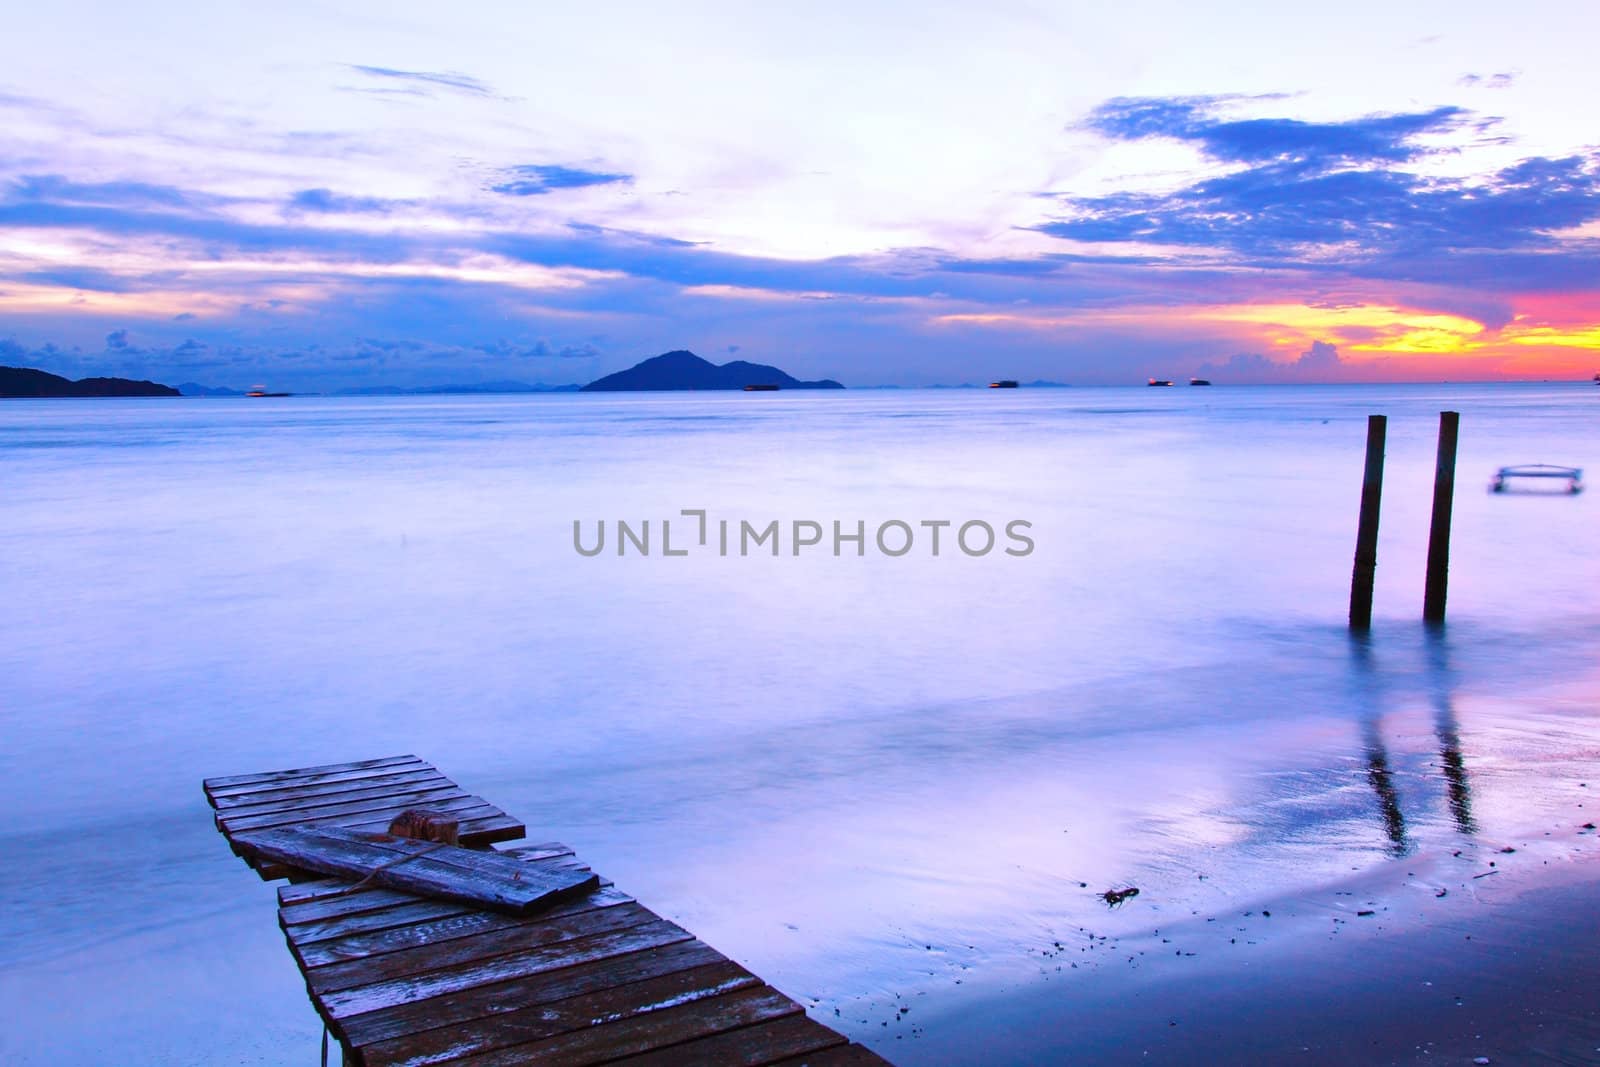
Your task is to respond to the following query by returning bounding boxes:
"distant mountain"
[581,350,844,391]
[178,382,246,397]
[2,365,180,398]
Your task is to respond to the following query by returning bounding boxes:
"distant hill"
[178,382,246,397]
[581,350,844,391]
[2,365,180,398]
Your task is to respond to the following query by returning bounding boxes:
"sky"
[2,1,1598,388]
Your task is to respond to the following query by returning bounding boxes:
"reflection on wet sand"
[1347,628,1479,855]
[1362,719,1412,856]
[1426,627,1477,835]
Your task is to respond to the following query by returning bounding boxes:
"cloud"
[471,338,600,359]
[1194,340,1348,383]
[346,64,493,96]
[1083,96,1464,166]
[1458,72,1517,89]
[1042,98,1600,291]
[105,329,130,349]
[490,164,632,196]
[6,174,204,211]
[289,188,408,214]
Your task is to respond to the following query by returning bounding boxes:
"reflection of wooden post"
[1349,415,1387,630]
[1424,411,1460,624]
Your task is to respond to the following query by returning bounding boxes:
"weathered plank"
[321,920,695,1021]
[212,771,454,813]
[611,1012,850,1067]
[236,826,598,915]
[218,787,475,833]
[281,849,568,907]
[443,986,802,1067]
[293,887,634,969]
[338,939,731,1049]
[226,794,492,835]
[285,898,483,946]
[268,830,592,888]
[204,755,424,797]
[281,869,600,936]
[307,901,660,994]
[242,808,527,882]
[359,961,762,1067]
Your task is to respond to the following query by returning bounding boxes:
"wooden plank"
[320,919,695,1021]
[224,793,490,834]
[608,1013,850,1067]
[236,826,598,915]
[219,771,476,825]
[282,879,425,910]
[204,755,424,797]
[213,769,452,812]
[768,1045,894,1066]
[282,868,603,932]
[442,986,802,1067]
[241,809,528,873]
[283,844,582,908]
[293,887,634,969]
[268,829,591,888]
[358,961,761,1067]
[307,901,660,994]
[338,938,730,1049]
[286,898,481,945]
[284,888,465,930]
[218,786,474,833]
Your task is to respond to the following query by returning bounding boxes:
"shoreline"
[899,831,1600,1065]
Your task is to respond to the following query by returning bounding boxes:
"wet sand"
[907,845,1600,1065]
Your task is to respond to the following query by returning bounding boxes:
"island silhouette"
[581,350,844,391]
[1,365,180,398]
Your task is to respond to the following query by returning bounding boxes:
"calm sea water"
[2,384,1597,1063]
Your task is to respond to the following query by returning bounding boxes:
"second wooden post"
[1423,410,1460,623]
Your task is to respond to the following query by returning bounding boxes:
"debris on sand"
[1103,886,1141,907]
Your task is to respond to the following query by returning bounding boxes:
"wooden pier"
[205,755,889,1066]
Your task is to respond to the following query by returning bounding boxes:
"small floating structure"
[1147,378,1174,387]
[1490,464,1583,494]
[988,380,1019,388]
[204,755,888,1066]
[1188,378,1212,386]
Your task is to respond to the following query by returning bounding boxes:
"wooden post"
[1349,414,1387,630]
[1424,411,1460,623]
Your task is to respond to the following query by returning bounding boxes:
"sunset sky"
[3,1,1598,388]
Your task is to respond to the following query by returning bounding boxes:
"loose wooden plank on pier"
[208,758,890,1066]
[235,825,599,915]
[202,756,526,879]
